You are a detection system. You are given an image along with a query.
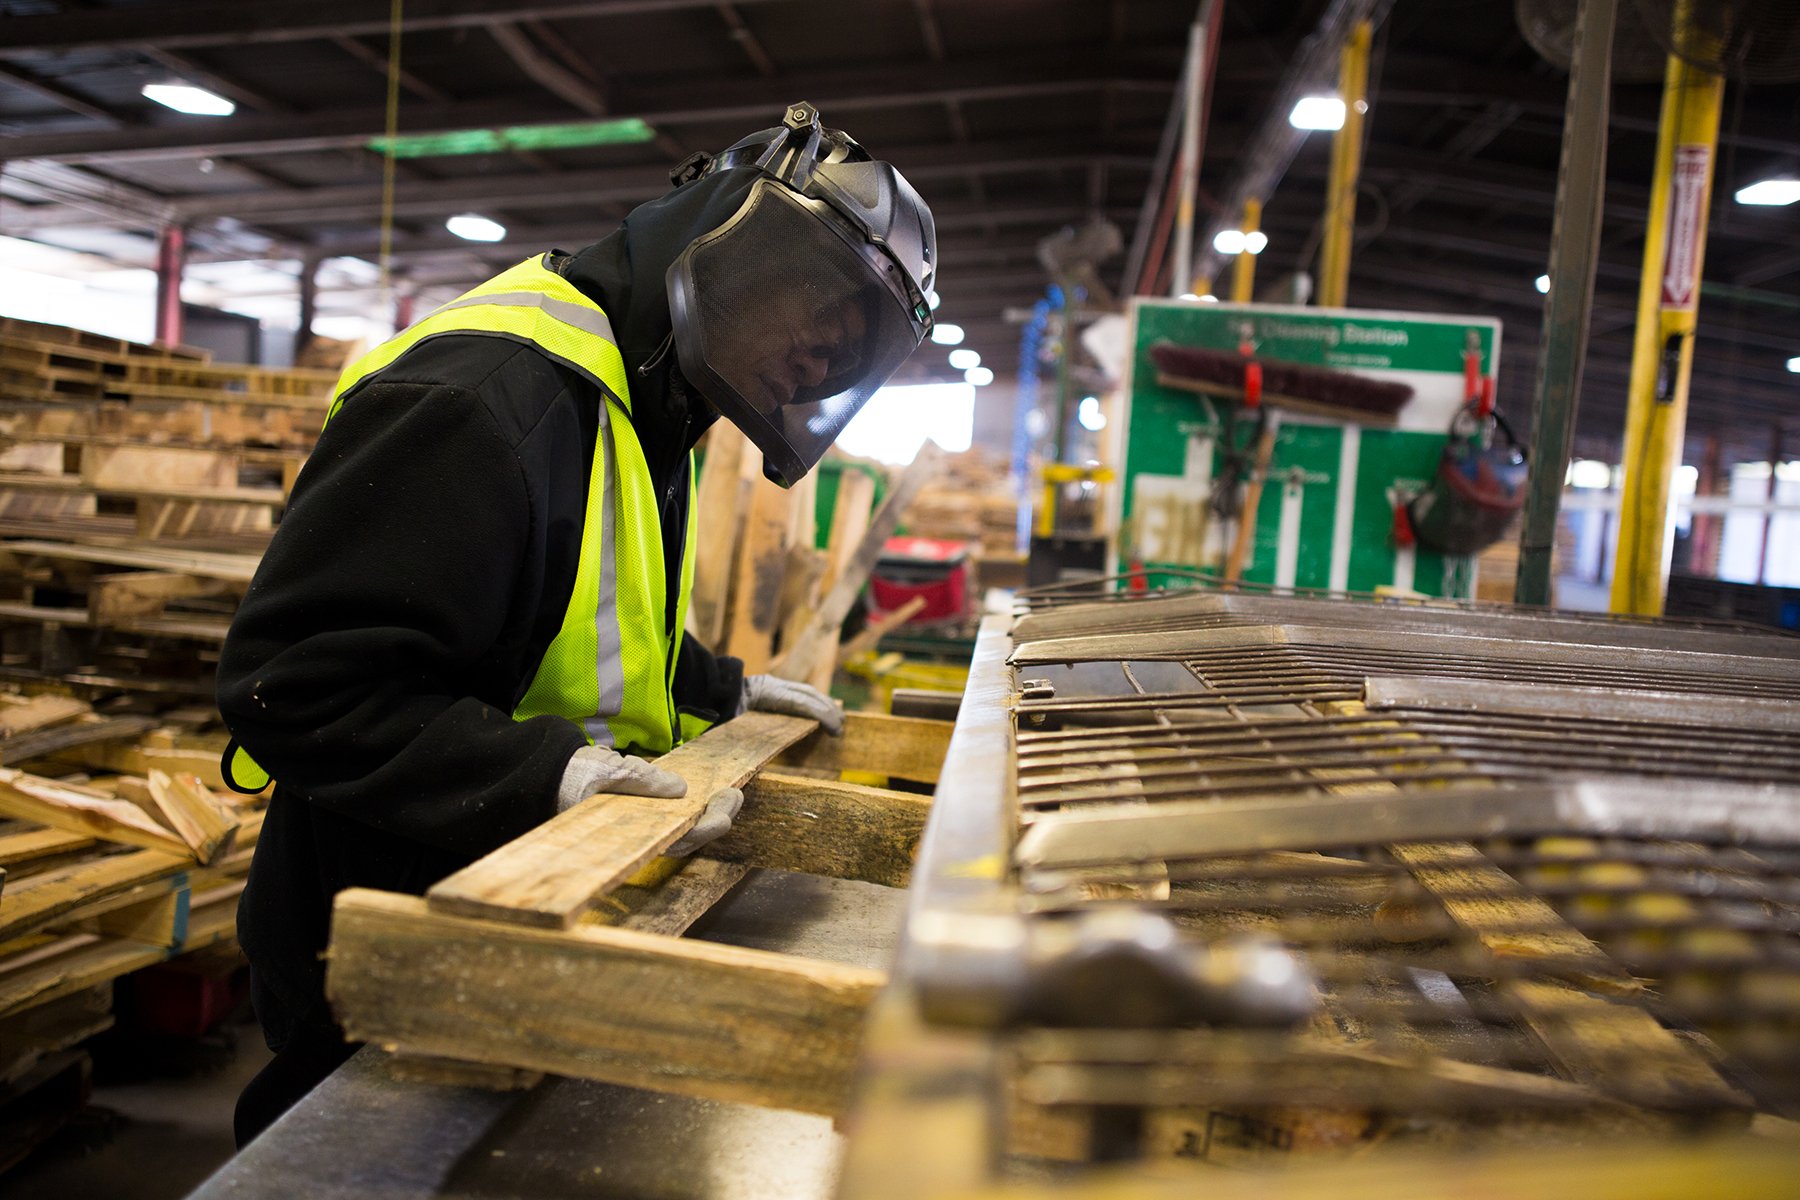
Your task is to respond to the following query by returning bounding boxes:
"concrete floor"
[1,1019,272,1199]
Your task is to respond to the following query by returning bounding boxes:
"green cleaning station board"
[1113,299,1503,599]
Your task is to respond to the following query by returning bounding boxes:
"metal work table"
[190,869,908,1200]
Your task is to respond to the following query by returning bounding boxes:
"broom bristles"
[1150,343,1415,417]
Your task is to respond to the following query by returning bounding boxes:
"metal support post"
[296,254,320,361]
[1316,19,1371,308]
[393,288,415,335]
[1515,0,1617,606]
[1609,51,1723,615]
[1170,0,1220,298]
[154,223,186,347]
[1230,197,1261,303]
[1757,423,1785,585]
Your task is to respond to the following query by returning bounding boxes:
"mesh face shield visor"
[668,179,931,487]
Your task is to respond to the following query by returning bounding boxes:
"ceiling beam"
[489,23,607,114]
[0,62,115,124]
[0,0,804,56]
[0,51,1175,166]
[0,137,1152,234]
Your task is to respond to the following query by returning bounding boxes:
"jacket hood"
[555,168,763,461]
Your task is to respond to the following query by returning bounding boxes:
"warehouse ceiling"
[0,0,1796,464]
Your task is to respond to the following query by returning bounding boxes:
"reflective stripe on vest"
[224,256,696,792]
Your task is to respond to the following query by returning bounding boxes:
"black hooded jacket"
[217,170,759,1046]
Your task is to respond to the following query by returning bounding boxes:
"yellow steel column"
[1231,197,1261,303]
[1317,20,1371,307]
[1609,52,1723,615]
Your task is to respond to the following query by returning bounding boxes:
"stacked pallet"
[903,448,1018,555]
[0,315,331,530]
[688,424,947,688]
[0,686,263,1138]
[0,318,334,697]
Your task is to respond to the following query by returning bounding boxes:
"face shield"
[668,177,933,487]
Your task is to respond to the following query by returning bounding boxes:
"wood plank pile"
[327,707,952,1107]
[0,685,264,1122]
[0,318,333,697]
[901,447,1019,555]
[688,423,947,688]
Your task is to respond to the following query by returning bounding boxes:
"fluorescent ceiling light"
[1535,274,1551,294]
[142,83,236,117]
[1077,395,1106,431]
[1289,95,1345,131]
[1212,230,1264,255]
[368,117,656,159]
[446,214,507,242]
[964,366,994,386]
[1735,178,1800,206]
[1566,459,1613,489]
[931,322,965,346]
[927,290,941,310]
[947,348,980,370]
[1787,355,1800,373]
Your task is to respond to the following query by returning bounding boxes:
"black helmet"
[665,102,937,486]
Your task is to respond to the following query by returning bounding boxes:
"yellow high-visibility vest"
[225,256,700,792]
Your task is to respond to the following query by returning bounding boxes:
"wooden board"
[328,888,884,1117]
[139,770,239,864]
[783,443,947,688]
[0,695,87,739]
[0,715,157,767]
[723,473,797,672]
[777,711,953,786]
[0,845,187,943]
[584,856,750,935]
[0,768,192,859]
[0,540,259,584]
[0,826,93,868]
[1388,841,1747,1114]
[688,423,751,649]
[425,711,816,928]
[705,772,930,889]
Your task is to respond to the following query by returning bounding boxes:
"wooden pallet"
[326,710,950,1113]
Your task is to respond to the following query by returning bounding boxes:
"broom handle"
[1223,415,1279,582]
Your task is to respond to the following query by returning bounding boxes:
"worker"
[216,101,937,1145]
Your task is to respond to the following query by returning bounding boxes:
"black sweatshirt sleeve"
[672,632,744,724]
[216,374,584,858]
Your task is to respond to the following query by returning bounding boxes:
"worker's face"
[721,287,870,411]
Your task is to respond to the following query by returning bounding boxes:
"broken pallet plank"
[328,888,883,1117]
[425,711,815,928]
[0,768,192,859]
[705,772,930,889]
[139,770,239,865]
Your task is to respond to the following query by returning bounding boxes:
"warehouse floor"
[1,1017,271,1199]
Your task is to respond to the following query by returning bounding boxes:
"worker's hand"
[667,787,744,857]
[556,745,688,813]
[742,674,845,736]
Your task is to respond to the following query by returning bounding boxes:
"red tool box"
[869,536,972,624]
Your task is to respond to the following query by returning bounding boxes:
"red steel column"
[154,224,186,346]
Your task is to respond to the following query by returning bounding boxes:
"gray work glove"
[742,674,845,736]
[667,787,744,857]
[556,745,687,813]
